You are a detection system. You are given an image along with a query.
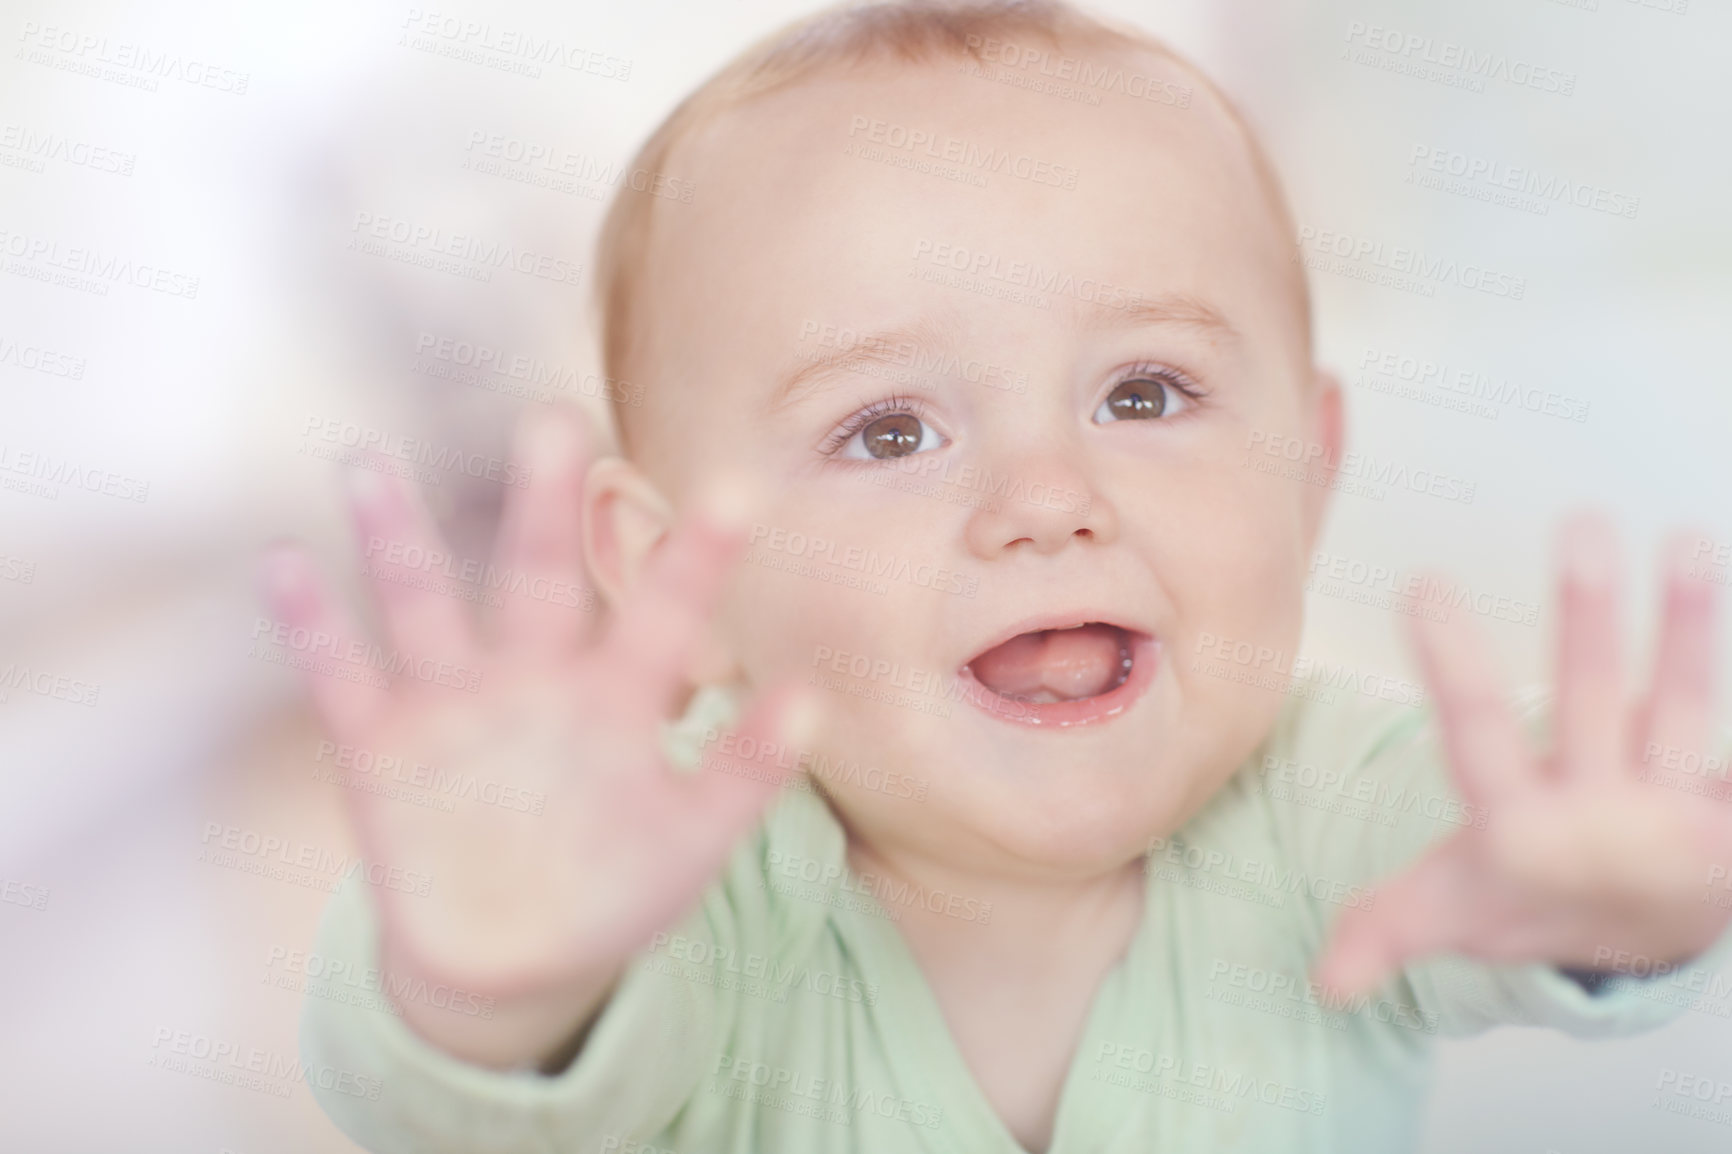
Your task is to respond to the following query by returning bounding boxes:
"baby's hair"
[592,0,1309,453]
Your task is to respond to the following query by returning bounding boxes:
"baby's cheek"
[1172,509,1306,736]
[1238,536,1307,640]
[726,563,894,687]
[1184,491,1304,631]
[735,580,828,679]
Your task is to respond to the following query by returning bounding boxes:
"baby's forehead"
[686,45,1267,205]
[666,61,1291,306]
[668,66,1281,282]
[614,46,1308,456]
[655,48,1292,298]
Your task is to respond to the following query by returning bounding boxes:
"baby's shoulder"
[1191,670,1553,892]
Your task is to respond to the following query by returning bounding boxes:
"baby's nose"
[960,454,1116,559]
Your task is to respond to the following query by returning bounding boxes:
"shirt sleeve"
[1250,671,1732,1040]
[299,872,721,1153]
[297,684,836,1152]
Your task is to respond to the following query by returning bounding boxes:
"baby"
[266,2,1732,1151]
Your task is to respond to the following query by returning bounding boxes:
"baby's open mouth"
[964,622,1135,705]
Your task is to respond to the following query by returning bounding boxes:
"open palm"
[262,409,814,1011]
[1317,515,1732,996]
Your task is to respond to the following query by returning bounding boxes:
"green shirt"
[300,677,1732,1153]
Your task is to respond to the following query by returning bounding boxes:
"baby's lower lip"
[955,631,1159,728]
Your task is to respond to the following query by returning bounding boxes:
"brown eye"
[1101,377,1168,420]
[828,396,946,461]
[861,412,924,459]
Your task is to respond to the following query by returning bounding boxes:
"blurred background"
[1,0,1728,1150]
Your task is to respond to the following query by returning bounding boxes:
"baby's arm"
[264,409,819,1147]
[1313,516,1732,1016]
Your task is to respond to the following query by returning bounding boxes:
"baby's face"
[624,54,1336,878]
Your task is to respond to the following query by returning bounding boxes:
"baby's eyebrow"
[1073,293,1241,345]
[763,314,960,416]
[762,294,1238,415]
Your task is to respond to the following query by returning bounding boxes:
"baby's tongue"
[968,624,1125,703]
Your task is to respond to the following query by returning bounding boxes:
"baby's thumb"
[1312,907,1396,1001]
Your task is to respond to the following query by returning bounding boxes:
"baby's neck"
[845,838,1147,969]
[844,838,1147,1154]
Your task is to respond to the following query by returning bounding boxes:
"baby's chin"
[814,670,1270,874]
[831,728,1204,877]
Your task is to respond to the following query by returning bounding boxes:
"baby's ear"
[1300,368,1345,547]
[580,458,744,687]
[581,456,675,614]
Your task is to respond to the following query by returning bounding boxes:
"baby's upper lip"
[957,609,1156,673]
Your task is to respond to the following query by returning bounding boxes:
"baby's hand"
[260,408,817,1068]
[1317,515,1731,997]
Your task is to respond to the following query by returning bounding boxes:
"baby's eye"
[1092,370,1199,423]
[825,396,948,460]
[856,413,922,458]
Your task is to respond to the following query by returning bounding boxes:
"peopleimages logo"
[910,238,1143,311]
[398,8,632,81]
[347,212,584,286]
[646,931,882,1007]
[0,225,201,298]
[250,616,483,693]
[148,1028,380,1100]
[795,319,1029,394]
[766,849,993,924]
[846,114,1080,189]
[712,1053,944,1129]
[1258,754,1488,830]
[1192,631,1428,708]
[1245,430,1477,506]
[748,523,979,598]
[1689,538,1731,588]
[1406,145,1639,220]
[1294,226,1526,301]
[1206,958,1440,1034]
[1,876,50,910]
[414,331,644,407]
[961,33,1194,107]
[298,416,533,488]
[0,663,100,706]
[314,739,550,814]
[363,535,594,612]
[263,945,496,1019]
[1307,548,1539,627]
[1144,834,1378,910]
[1092,1042,1328,1116]
[0,442,150,502]
[1341,21,1577,96]
[462,132,691,202]
[1356,346,1590,424]
[15,21,252,94]
[699,726,930,803]
[0,122,135,176]
[199,822,434,897]
[0,333,87,378]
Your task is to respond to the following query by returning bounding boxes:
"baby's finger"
[676,683,824,848]
[1313,851,1460,1000]
[347,464,478,670]
[1553,514,1626,783]
[594,474,760,725]
[1641,532,1720,785]
[259,542,389,746]
[490,408,600,656]
[1407,605,1534,809]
